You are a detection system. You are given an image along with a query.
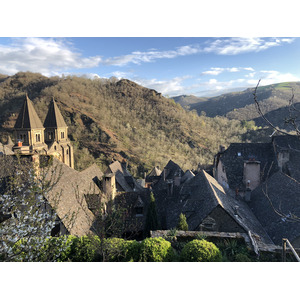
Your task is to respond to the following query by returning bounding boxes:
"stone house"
[213,134,300,247]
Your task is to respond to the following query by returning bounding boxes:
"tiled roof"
[147,166,162,178]
[14,95,44,129]
[106,160,143,192]
[249,171,300,245]
[219,143,278,190]
[0,142,14,155]
[154,169,273,245]
[43,98,67,128]
[46,159,101,236]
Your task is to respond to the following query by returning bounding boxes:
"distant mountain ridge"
[175,82,300,130]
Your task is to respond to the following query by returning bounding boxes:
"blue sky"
[0,37,300,97]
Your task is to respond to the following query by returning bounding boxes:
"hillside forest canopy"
[0,72,279,177]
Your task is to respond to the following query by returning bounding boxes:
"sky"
[1,37,300,97]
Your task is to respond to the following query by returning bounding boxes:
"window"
[61,132,65,139]
[36,134,41,142]
[48,132,53,140]
[66,149,69,155]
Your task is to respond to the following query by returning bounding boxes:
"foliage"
[177,213,188,231]
[234,253,252,262]
[0,72,253,176]
[180,239,222,262]
[216,238,252,262]
[0,155,62,262]
[102,238,141,262]
[144,192,159,236]
[66,235,102,262]
[139,237,175,262]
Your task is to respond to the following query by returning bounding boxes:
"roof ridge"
[14,95,44,129]
[201,170,224,208]
[43,98,67,128]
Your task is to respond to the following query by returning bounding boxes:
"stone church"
[12,94,74,168]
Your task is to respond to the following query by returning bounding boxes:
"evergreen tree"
[144,192,159,236]
[177,213,188,231]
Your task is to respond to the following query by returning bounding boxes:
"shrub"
[139,237,175,262]
[180,239,222,262]
[124,240,141,262]
[177,213,188,231]
[102,238,129,262]
[234,253,252,262]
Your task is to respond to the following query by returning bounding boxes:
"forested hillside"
[0,72,261,176]
[186,82,300,131]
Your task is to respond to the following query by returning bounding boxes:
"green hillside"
[0,72,259,176]
[172,94,208,107]
[186,81,300,131]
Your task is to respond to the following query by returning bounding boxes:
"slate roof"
[43,98,67,128]
[249,171,300,245]
[218,143,278,190]
[272,135,300,152]
[272,135,300,181]
[146,166,162,179]
[0,142,14,155]
[105,160,143,192]
[181,170,195,184]
[80,163,104,186]
[154,169,273,246]
[14,95,44,129]
[46,158,101,236]
[163,160,184,179]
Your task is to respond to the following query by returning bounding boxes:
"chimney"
[245,187,251,202]
[219,145,225,153]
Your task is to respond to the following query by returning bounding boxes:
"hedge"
[180,239,222,262]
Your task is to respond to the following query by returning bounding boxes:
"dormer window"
[237,152,241,157]
[48,132,53,140]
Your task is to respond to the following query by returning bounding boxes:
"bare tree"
[253,79,300,136]
[0,155,64,261]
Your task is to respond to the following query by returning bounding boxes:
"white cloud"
[229,67,239,72]
[110,71,131,79]
[133,76,190,96]
[202,68,224,75]
[203,37,295,55]
[246,70,300,86]
[103,45,201,66]
[0,38,102,76]
[201,66,255,76]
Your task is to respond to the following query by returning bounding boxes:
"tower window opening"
[61,132,65,139]
[36,134,41,142]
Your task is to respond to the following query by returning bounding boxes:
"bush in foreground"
[139,237,175,262]
[180,239,222,262]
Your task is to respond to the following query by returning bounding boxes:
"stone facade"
[12,95,74,168]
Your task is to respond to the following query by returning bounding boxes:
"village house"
[2,93,300,251]
[213,135,300,247]
[0,95,104,236]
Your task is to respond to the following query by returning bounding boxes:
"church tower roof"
[14,94,44,129]
[43,98,67,128]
